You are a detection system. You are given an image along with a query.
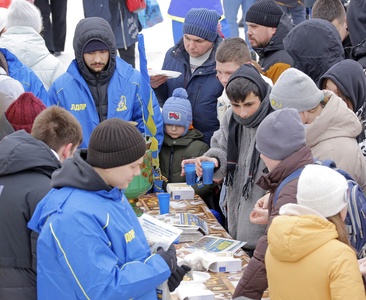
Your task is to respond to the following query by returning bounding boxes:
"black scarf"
[225,95,272,199]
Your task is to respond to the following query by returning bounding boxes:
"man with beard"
[245,0,294,83]
[48,17,163,149]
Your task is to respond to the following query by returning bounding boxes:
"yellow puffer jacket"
[266,211,366,300]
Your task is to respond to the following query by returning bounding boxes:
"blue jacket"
[154,38,223,145]
[28,150,171,299]
[0,48,49,104]
[168,0,223,21]
[48,17,163,149]
[49,58,163,148]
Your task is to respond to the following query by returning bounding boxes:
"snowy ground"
[58,0,174,71]
[58,1,245,71]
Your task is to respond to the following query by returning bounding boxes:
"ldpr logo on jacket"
[71,103,87,111]
[117,95,127,112]
[124,229,135,243]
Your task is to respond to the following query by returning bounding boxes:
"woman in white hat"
[266,164,365,300]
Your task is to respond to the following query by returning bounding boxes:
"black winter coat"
[0,130,60,299]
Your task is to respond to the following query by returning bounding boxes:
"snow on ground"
[58,0,173,71]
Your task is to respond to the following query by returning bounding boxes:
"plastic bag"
[138,0,163,29]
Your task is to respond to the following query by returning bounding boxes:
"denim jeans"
[279,3,306,25]
[223,0,255,50]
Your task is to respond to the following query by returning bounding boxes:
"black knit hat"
[245,0,283,28]
[86,118,146,169]
[83,40,109,54]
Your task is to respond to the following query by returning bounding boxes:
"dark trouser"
[34,0,68,52]
[118,43,136,68]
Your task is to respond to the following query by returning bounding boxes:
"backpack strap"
[273,168,304,206]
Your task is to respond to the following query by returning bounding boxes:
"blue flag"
[137,33,159,167]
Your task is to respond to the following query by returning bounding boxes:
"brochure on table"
[155,213,209,242]
[191,236,246,253]
[138,213,182,252]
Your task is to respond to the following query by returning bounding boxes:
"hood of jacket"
[0,113,15,140]
[163,128,205,147]
[349,39,366,66]
[347,0,366,47]
[306,90,362,147]
[268,213,338,262]
[284,18,344,83]
[73,17,116,86]
[29,149,122,235]
[51,149,112,191]
[253,13,293,59]
[318,59,366,113]
[0,130,60,177]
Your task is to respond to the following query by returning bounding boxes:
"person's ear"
[299,111,307,124]
[59,143,74,162]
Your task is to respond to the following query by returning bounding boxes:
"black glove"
[168,264,191,292]
[157,244,177,273]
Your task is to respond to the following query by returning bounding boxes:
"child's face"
[165,124,185,139]
[230,92,261,119]
[216,61,241,88]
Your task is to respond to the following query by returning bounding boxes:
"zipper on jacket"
[168,146,175,182]
[118,2,127,50]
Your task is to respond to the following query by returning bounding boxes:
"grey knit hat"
[270,68,324,112]
[245,0,283,28]
[86,118,146,169]
[256,108,306,160]
[183,8,220,42]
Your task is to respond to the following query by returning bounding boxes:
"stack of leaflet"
[155,213,209,242]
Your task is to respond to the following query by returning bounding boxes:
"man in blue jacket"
[48,17,163,149]
[151,8,224,146]
[28,118,189,299]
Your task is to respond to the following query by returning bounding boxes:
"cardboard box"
[176,284,215,300]
[166,183,195,200]
[202,252,242,273]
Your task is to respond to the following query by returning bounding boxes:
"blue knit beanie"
[183,8,220,42]
[162,88,192,136]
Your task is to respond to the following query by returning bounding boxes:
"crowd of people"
[1,0,366,299]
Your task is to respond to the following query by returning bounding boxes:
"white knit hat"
[6,0,42,33]
[297,165,349,218]
[270,68,324,112]
[0,70,25,114]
